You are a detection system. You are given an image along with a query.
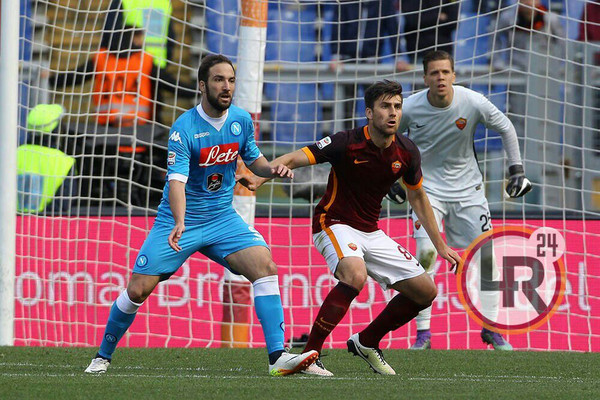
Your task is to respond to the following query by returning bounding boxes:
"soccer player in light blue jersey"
[85,54,318,376]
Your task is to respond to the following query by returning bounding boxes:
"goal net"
[11,0,599,351]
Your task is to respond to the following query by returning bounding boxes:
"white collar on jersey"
[196,104,229,132]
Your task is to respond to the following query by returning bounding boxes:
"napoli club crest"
[105,334,117,343]
[207,173,224,192]
[136,255,148,267]
[230,122,242,136]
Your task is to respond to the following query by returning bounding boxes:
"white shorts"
[313,224,424,290]
[411,192,492,249]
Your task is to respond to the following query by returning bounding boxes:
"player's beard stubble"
[372,117,398,137]
[205,84,232,112]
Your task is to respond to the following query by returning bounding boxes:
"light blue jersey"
[156,104,262,225]
[134,103,268,278]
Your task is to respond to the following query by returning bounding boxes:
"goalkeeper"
[238,80,461,376]
[394,50,532,350]
[85,54,318,376]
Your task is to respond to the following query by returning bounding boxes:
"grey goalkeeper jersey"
[399,85,522,201]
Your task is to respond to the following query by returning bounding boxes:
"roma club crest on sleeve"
[455,118,467,130]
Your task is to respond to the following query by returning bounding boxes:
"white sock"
[415,267,435,331]
[116,290,143,314]
[252,275,280,297]
[414,239,438,331]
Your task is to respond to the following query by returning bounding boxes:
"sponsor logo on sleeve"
[194,131,210,139]
[230,122,242,136]
[455,118,467,130]
[199,143,239,167]
[169,131,182,143]
[206,173,224,192]
[316,136,332,149]
[168,151,176,166]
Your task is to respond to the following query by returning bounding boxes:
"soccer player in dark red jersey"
[239,80,461,376]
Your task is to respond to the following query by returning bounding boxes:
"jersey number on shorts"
[398,245,413,260]
[480,212,492,232]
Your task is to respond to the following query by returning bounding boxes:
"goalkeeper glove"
[386,181,407,204]
[505,164,532,198]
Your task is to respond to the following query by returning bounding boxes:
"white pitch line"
[454,374,584,381]
[0,362,237,372]
[0,372,370,381]
[0,371,589,383]
[408,377,584,384]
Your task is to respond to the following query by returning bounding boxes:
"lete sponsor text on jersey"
[199,143,240,167]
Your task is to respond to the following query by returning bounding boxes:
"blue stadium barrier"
[267,83,323,145]
[488,84,508,114]
[265,4,321,144]
[19,0,33,144]
[318,5,336,101]
[20,0,32,62]
[454,12,491,66]
[319,4,335,63]
[266,3,317,63]
[469,85,504,152]
[205,0,239,61]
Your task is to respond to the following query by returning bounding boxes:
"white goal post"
[0,0,21,346]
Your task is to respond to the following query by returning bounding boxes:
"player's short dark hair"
[423,50,455,73]
[364,80,403,110]
[197,54,235,84]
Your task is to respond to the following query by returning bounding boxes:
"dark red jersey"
[303,125,423,234]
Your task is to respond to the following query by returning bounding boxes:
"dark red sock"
[304,282,359,353]
[359,294,426,348]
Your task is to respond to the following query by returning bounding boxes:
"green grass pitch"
[1,347,598,399]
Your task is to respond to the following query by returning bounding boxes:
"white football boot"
[347,333,396,375]
[301,357,334,377]
[85,357,111,374]
[269,350,318,376]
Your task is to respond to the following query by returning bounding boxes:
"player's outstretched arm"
[168,180,186,252]
[482,101,531,198]
[407,186,462,271]
[246,155,294,179]
[239,150,312,191]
